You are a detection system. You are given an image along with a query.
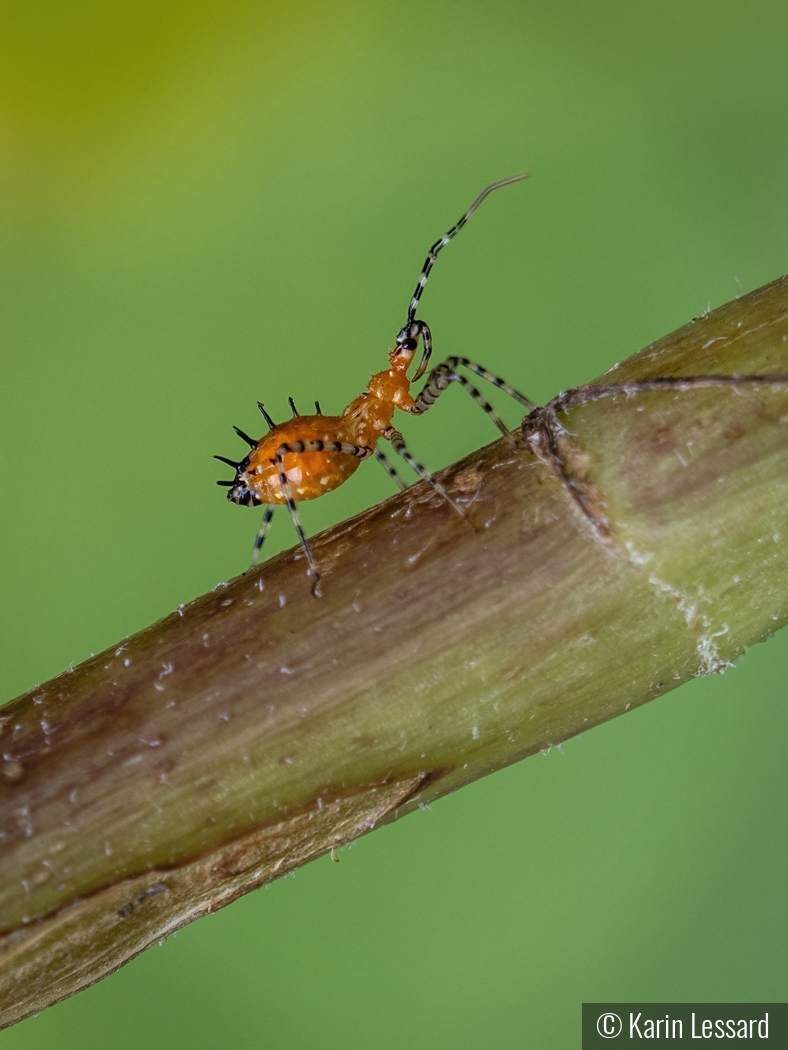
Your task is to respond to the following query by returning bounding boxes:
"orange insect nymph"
[216,174,535,594]
[235,411,368,506]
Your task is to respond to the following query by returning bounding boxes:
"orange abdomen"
[243,415,364,504]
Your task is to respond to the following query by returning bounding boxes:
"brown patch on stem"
[522,405,617,550]
[0,770,437,1030]
[522,372,788,553]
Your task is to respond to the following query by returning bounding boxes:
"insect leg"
[414,355,534,412]
[273,450,322,597]
[374,447,408,491]
[384,428,473,525]
[447,356,535,410]
[411,363,511,439]
[548,373,788,416]
[271,440,373,595]
[250,505,275,567]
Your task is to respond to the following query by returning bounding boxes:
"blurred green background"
[1,0,787,1045]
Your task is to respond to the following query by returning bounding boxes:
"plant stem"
[2,276,788,1028]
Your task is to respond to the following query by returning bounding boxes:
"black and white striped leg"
[415,355,534,416]
[250,505,275,567]
[411,364,511,439]
[374,448,408,491]
[271,440,372,596]
[273,451,322,597]
[384,428,473,526]
[447,356,535,410]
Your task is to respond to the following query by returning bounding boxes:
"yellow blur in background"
[1,1,787,1046]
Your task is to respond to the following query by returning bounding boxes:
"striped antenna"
[405,173,530,325]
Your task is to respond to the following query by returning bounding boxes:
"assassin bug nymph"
[216,174,535,595]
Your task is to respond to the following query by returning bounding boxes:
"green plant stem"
[2,276,788,1028]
